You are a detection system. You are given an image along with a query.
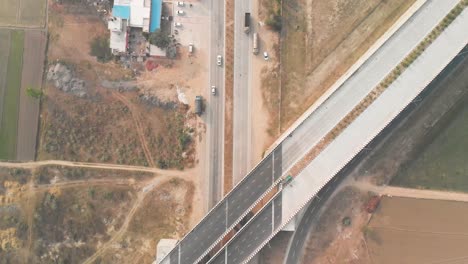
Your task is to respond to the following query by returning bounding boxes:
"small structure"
[154,239,177,264]
[366,195,381,213]
[108,0,163,54]
[149,44,166,57]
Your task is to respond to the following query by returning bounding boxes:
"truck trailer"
[253,33,259,54]
[195,96,203,115]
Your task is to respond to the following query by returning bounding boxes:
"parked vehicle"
[175,22,182,27]
[217,55,223,66]
[188,43,194,53]
[177,10,184,15]
[211,86,217,95]
[253,33,259,55]
[195,96,203,115]
[263,51,269,61]
[177,1,185,6]
[244,13,251,34]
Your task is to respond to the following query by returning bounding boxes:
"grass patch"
[392,102,468,192]
[0,30,24,160]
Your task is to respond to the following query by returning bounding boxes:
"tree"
[26,87,43,99]
[149,29,171,49]
[90,36,113,63]
[266,15,282,32]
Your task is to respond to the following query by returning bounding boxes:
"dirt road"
[82,174,174,264]
[0,160,190,176]
[354,181,468,203]
[112,92,156,167]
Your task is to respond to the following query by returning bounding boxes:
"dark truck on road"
[195,96,203,116]
[244,12,251,34]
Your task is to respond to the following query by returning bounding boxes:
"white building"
[108,0,162,53]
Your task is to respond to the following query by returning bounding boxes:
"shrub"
[90,36,113,63]
[149,29,171,49]
[266,15,282,32]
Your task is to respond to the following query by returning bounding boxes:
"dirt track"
[112,92,156,167]
[0,160,191,176]
[354,182,468,203]
[16,30,46,161]
[82,174,174,264]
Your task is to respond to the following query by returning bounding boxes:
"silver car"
[217,55,223,66]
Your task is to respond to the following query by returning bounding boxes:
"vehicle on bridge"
[282,175,293,185]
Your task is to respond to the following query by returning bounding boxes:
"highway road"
[232,0,254,184]
[206,4,468,263]
[206,0,226,207]
[159,1,464,263]
[285,42,468,264]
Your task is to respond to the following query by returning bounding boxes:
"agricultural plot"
[16,31,46,161]
[0,30,24,160]
[0,29,44,161]
[0,0,47,27]
[367,197,468,263]
[0,30,11,131]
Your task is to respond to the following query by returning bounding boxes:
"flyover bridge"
[208,5,468,263]
[159,0,467,263]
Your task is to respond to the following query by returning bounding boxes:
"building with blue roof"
[150,0,162,32]
[108,0,162,53]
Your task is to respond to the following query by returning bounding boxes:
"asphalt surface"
[211,201,276,264]
[204,3,468,263]
[232,0,253,184]
[161,1,464,263]
[206,0,226,207]
[162,147,282,264]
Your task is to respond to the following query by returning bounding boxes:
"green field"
[0,31,24,160]
[392,100,468,192]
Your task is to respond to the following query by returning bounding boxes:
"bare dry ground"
[16,31,47,161]
[96,179,194,264]
[0,165,193,263]
[0,0,47,27]
[300,187,372,264]
[40,3,197,169]
[0,166,139,263]
[278,0,416,131]
[367,197,468,264]
[223,0,235,194]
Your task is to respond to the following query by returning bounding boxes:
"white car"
[217,55,223,66]
[177,1,185,6]
[175,22,182,27]
[263,51,269,61]
[211,86,217,95]
[177,10,184,15]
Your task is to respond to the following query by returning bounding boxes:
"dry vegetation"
[300,187,372,264]
[278,0,417,131]
[93,179,194,264]
[39,1,196,169]
[0,165,193,263]
[223,0,235,193]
